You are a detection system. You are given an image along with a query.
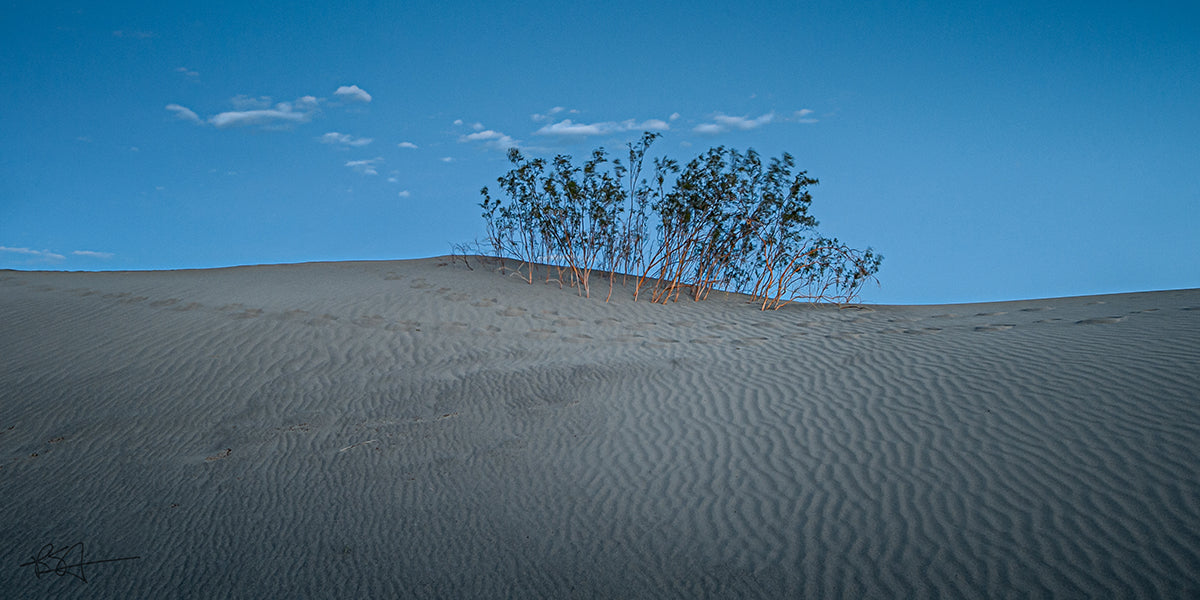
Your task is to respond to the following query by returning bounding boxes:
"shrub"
[477,134,881,308]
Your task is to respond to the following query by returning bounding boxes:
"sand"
[1,257,1198,598]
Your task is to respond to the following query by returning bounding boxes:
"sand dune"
[2,257,1198,598]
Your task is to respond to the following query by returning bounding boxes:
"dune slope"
[2,258,1198,598]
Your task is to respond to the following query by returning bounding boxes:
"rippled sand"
[2,258,1198,598]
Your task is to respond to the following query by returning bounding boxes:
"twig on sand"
[338,440,377,452]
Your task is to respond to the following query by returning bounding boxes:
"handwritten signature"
[19,542,140,583]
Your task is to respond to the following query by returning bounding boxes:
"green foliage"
[477,134,881,308]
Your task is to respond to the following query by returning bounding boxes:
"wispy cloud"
[345,157,383,175]
[456,121,519,150]
[209,108,309,129]
[334,85,372,103]
[320,132,373,147]
[793,108,818,124]
[208,96,320,129]
[460,129,517,149]
[165,103,201,123]
[534,117,670,137]
[397,190,412,198]
[531,106,577,122]
[0,246,65,260]
[397,141,418,149]
[231,95,273,110]
[175,66,199,78]
[693,112,776,134]
[73,250,114,259]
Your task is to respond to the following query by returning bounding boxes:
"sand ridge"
[1,258,1198,598]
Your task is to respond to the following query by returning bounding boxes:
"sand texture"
[2,258,1199,598]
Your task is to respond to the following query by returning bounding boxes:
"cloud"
[73,250,114,259]
[345,157,383,175]
[534,117,669,137]
[209,108,310,129]
[459,128,518,150]
[206,96,321,129]
[231,95,274,110]
[165,103,201,123]
[334,85,372,103]
[397,141,418,149]
[531,106,576,122]
[462,130,505,142]
[294,96,320,110]
[0,246,65,260]
[175,67,199,78]
[792,108,818,124]
[535,119,604,136]
[633,119,671,131]
[693,112,775,134]
[440,157,454,163]
[320,132,373,147]
[397,190,412,198]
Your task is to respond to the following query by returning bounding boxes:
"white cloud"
[0,246,65,260]
[320,132,373,147]
[397,141,418,149]
[73,250,114,259]
[440,157,454,163]
[295,96,320,110]
[209,108,310,129]
[165,103,200,123]
[453,119,463,126]
[715,112,775,129]
[334,85,372,103]
[536,119,604,136]
[462,130,504,141]
[168,94,327,130]
[175,66,199,77]
[345,157,383,175]
[534,117,670,137]
[669,112,681,121]
[793,108,818,124]
[693,112,776,134]
[397,190,412,198]
[629,118,670,131]
[459,128,518,150]
[531,106,575,122]
[231,95,274,110]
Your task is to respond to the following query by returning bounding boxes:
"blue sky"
[2,1,1197,304]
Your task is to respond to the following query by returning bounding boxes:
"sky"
[2,1,1197,304]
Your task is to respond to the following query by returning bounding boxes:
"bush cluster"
[478,133,881,309]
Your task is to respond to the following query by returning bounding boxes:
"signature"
[19,542,140,583]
